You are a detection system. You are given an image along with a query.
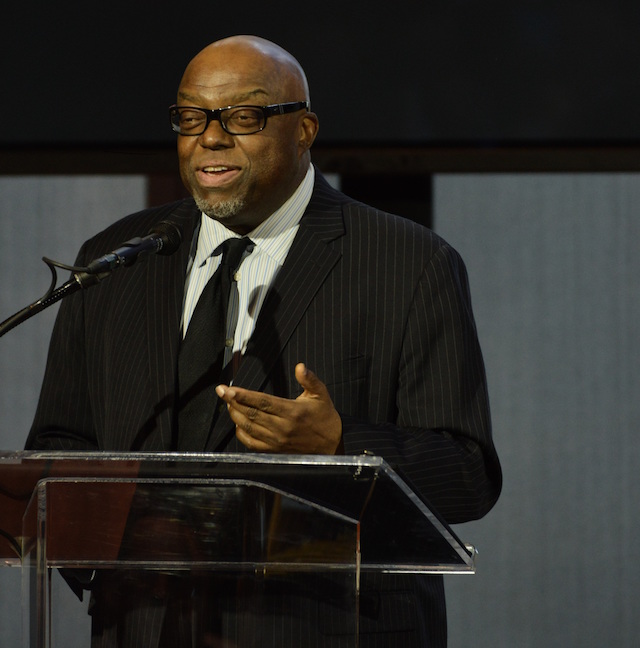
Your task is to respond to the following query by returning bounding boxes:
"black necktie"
[177,237,252,450]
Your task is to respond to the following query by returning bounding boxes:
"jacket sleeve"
[340,243,502,524]
[26,240,99,451]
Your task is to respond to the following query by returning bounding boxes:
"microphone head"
[151,221,183,256]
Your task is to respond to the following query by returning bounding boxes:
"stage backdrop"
[2,0,639,146]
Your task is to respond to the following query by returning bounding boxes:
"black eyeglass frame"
[169,101,309,136]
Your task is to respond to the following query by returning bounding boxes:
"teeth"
[203,166,229,172]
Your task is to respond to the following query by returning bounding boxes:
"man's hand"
[215,363,343,454]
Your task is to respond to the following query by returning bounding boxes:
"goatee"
[194,195,246,221]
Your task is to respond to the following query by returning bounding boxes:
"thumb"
[295,363,327,398]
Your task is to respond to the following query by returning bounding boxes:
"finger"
[235,424,275,452]
[216,384,282,416]
[215,384,230,401]
[217,385,291,444]
[230,405,284,452]
[295,363,330,399]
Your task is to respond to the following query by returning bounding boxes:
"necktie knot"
[220,237,253,274]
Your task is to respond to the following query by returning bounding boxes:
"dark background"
[3,0,639,147]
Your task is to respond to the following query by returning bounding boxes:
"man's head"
[174,35,319,234]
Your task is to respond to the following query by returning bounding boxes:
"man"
[28,36,501,647]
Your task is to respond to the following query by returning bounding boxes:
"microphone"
[85,221,183,275]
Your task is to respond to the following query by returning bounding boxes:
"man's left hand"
[215,363,343,454]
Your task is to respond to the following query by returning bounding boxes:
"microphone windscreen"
[151,221,183,256]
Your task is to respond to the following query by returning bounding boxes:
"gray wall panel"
[1,176,147,449]
[434,174,640,647]
[0,176,147,645]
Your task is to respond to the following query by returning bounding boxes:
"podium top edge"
[0,450,388,469]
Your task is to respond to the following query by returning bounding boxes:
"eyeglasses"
[169,101,309,136]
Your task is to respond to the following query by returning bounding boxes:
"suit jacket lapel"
[204,173,347,451]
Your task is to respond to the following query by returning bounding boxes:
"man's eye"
[179,111,205,127]
[227,109,262,128]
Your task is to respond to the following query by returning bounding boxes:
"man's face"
[176,45,318,234]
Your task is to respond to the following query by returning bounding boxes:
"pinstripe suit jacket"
[28,171,501,646]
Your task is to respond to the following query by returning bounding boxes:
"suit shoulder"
[341,198,450,255]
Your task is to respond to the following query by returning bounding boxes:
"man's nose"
[198,118,235,147]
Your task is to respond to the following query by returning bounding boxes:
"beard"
[192,193,247,221]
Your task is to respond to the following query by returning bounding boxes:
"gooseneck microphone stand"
[0,259,109,338]
[0,221,182,338]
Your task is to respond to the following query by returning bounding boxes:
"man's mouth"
[202,165,231,173]
[195,165,240,187]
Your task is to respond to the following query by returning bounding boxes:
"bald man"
[28,35,501,647]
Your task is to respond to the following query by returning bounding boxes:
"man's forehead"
[177,84,271,105]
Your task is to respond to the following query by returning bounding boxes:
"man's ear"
[298,112,319,151]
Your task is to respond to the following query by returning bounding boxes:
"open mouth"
[203,165,232,173]
[196,165,240,186]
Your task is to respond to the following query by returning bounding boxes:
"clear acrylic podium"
[0,451,475,647]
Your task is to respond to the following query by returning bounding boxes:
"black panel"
[2,1,639,145]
